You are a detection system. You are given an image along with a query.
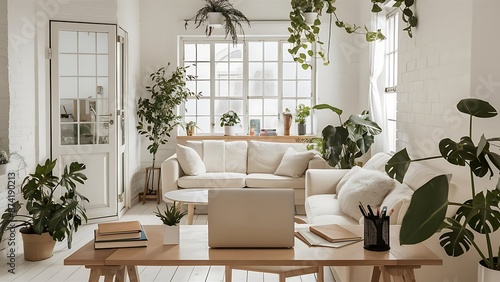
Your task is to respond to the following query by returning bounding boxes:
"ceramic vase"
[224,125,237,136]
[297,123,306,135]
[163,225,180,245]
[283,114,292,136]
[478,258,500,282]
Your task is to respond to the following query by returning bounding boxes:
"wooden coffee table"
[163,189,208,225]
[64,225,442,282]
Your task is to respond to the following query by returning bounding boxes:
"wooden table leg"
[86,266,125,282]
[316,266,324,282]
[127,265,140,282]
[379,265,420,282]
[88,268,100,282]
[225,266,232,282]
[371,266,381,282]
[187,203,195,225]
[115,266,126,282]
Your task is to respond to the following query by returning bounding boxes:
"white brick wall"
[0,0,8,150]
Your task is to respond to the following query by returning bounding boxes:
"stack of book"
[295,224,362,248]
[94,220,148,249]
[260,128,277,136]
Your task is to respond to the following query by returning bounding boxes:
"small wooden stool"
[141,166,161,204]
[225,265,324,282]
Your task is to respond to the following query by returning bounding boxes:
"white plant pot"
[207,12,224,27]
[163,225,180,245]
[0,163,7,175]
[303,12,318,25]
[478,258,500,282]
[224,125,237,136]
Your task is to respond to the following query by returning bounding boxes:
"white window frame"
[179,37,316,135]
[385,10,399,153]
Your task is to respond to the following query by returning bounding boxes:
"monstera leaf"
[322,125,348,167]
[439,217,475,257]
[400,175,449,244]
[457,98,497,118]
[439,137,476,166]
[455,191,500,234]
[385,148,411,183]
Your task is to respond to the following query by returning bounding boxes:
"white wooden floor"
[0,202,337,282]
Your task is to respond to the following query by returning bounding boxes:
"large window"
[181,39,314,135]
[385,12,398,152]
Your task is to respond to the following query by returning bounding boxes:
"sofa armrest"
[161,154,185,198]
[307,155,329,169]
[305,169,349,197]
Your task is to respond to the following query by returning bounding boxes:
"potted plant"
[185,0,251,45]
[310,104,381,168]
[185,121,198,136]
[0,159,89,261]
[137,63,201,169]
[220,110,241,136]
[0,149,9,175]
[155,202,187,245]
[295,104,311,135]
[287,0,416,70]
[385,98,500,280]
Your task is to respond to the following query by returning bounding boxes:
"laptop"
[208,188,295,248]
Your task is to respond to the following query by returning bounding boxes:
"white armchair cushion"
[337,166,395,221]
[381,181,414,224]
[274,147,316,177]
[176,144,206,176]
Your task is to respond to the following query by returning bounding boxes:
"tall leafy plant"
[311,104,381,168]
[137,64,201,168]
[385,98,500,270]
[0,159,89,249]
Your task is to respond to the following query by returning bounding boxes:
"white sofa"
[161,140,327,204]
[304,152,459,281]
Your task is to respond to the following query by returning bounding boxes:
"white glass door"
[50,22,117,220]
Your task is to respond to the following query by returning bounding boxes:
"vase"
[0,163,7,175]
[21,229,56,261]
[207,12,224,27]
[303,12,318,25]
[163,225,180,245]
[283,114,292,136]
[297,123,306,135]
[187,126,195,136]
[224,125,237,136]
[478,258,500,282]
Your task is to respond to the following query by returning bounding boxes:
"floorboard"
[0,202,332,282]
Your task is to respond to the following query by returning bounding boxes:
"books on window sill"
[295,224,362,248]
[260,128,277,136]
[94,220,148,249]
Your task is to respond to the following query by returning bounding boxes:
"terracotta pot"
[21,229,56,261]
[478,258,500,282]
[163,225,180,245]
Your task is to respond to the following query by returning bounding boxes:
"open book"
[295,228,362,248]
[309,224,362,243]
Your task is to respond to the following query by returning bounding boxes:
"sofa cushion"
[247,141,308,174]
[178,172,246,188]
[225,141,248,173]
[246,173,305,189]
[337,166,395,221]
[363,152,391,172]
[203,140,225,172]
[305,194,359,225]
[176,144,206,175]
[274,147,316,178]
[381,181,414,225]
[185,141,203,157]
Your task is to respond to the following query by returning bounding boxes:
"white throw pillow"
[176,144,206,176]
[337,166,395,221]
[381,182,414,224]
[274,147,316,178]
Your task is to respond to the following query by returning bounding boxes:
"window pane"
[184,99,197,114]
[197,99,211,115]
[248,42,263,61]
[249,99,263,115]
[263,116,279,129]
[216,62,228,79]
[214,100,229,116]
[230,62,243,78]
[197,116,211,133]
[264,99,277,115]
[264,81,278,97]
[230,80,243,97]
[229,44,243,61]
[283,63,296,79]
[215,80,228,97]
[297,81,311,97]
[215,43,229,61]
[283,81,296,97]
[249,81,263,96]
[196,62,210,79]
[264,63,278,79]
[264,42,278,61]
[229,100,243,115]
[185,44,196,61]
[197,44,210,61]
[197,81,210,97]
[249,63,263,79]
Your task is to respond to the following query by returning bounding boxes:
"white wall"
[0,1,8,149]
[138,0,370,170]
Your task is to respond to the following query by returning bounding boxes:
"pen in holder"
[364,216,390,251]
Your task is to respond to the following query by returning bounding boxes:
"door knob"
[109,119,114,125]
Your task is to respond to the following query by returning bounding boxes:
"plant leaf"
[439,137,476,166]
[456,98,497,118]
[400,175,450,244]
[385,148,411,183]
[312,104,343,116]
[439,217,474,257]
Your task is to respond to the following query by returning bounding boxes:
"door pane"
[59,31,77,53]
[78,31,96,53]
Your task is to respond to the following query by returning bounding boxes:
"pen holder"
[363,216,390,251]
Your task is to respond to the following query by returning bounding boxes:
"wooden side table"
[140,166,161,204]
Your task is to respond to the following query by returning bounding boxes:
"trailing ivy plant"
[288,0,417,70]
[137,63,201,168]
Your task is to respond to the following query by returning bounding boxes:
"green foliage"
[386,98,500,270]
[155,202,187,226]
[185,0,250,45]
[312,104,381,169]
[219,110,241,127]
[137,64,200,167]
[0,159,89,249]
[288,0,417,69]
[294,104,311,124]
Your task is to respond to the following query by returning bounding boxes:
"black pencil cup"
[363,217,390,251]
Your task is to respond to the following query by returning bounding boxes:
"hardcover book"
[309,224,362,243]
[94,226,148,249]
[97,220,142,235]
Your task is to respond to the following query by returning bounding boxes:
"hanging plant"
[185,0,251,45]
[288,0,418,70]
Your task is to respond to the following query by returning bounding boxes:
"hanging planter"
[207,12,224,27]
[303,12,318,25]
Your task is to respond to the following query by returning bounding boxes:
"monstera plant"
[310,104,382,169]
[385,98,500,271]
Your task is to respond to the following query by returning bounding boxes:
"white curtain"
[369,12,388,154]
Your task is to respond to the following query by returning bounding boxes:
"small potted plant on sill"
[185,121,199,136]
[155,202,187,245]
[295,104,311,136]
[185,0,250,45]
[220,110,241,136]
[0,149,9,175]
[0,159,89,261]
